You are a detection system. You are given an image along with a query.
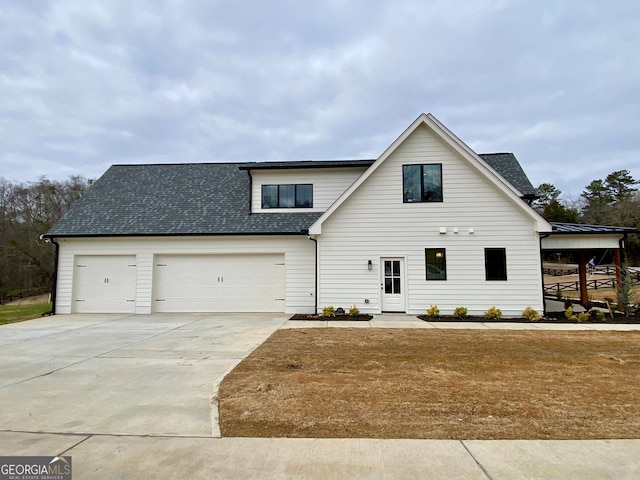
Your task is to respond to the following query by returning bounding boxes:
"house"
[45,113,578,316]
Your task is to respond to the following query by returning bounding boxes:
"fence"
[0,287,49,305]
[544,274,640,294]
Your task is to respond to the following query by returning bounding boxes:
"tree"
[0,176,92,301]
[604,169,638,201]
[533,183,562,210]
[581,179,614,224]
[541,199,581,223]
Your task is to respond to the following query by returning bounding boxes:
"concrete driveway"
[0,313,287,437]
[2,314,639,479]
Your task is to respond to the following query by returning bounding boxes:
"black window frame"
[402,164,443,203]
[485,248,507,281]
[425,248,447,281]
[261,184,313,209]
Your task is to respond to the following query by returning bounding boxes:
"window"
[261,184,313,208]
[425,248,447,280]
[485,248,507,280]
[403,164,443,203]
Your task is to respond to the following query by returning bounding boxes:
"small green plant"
[426,305,440,318]
[484,306,502,320]
[576,311,590,323]
[564,306,574,321]
[521,306,541,321]
[453,306,468,319]
[321,305,335,318]
[589,309,606,321]
[348,304,360,317]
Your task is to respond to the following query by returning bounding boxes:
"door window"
[384,260,401,294]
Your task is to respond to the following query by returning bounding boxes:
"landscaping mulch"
[218,329,640,440]
[289,314,373,321]
[416,314,640,324]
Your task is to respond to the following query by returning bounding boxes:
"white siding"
[316,124,544,317]
[542,234,623,250]
[55,236,315,314]
[250,167,365,213]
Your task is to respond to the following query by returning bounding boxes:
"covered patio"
[541,223,638,308]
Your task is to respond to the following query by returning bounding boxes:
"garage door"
[72,255,137,313]
[153,254,285,312]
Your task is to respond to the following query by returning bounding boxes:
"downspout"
[247,169,253,215]
[307,233,318,313]
[539,232,551,316]
[43,236,59,316]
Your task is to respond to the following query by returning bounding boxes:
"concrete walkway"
[1,313,638,479]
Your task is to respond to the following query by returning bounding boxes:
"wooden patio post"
[613,248,623,312]
[578,250,589,306]
[613,248,623,292]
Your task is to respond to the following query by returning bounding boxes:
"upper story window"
[261,184,313,209]
[403,164,443,203]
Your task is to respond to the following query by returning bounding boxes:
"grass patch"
[219,329,640,439]
[0,303,51,325]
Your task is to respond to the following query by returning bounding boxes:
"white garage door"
[153,254,285,312]
[72,255,137,313]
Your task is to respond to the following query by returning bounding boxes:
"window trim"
[261,183,313,209]
[425,248,447,281]
[485,248,507,281]
[402,163,443,203]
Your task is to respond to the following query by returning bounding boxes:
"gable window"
[425,248,447,280]
[262,184,313,208]
[485,248,507,281]
[403,164,443,203]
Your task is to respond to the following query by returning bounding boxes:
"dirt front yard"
[218,329,640,439]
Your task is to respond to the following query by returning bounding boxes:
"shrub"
[453,306,468,319]
[521,306,541,321]
[564,306,576,321]
[576,311,590,323]
[484,306,502,320]
[348,304,360,317]
[589,309,606,322]
[426,305,440,318]
[321,306,335,318]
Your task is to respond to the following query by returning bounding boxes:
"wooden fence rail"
[0,287,49,305]
[544,275,640,294]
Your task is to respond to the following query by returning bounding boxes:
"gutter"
[307,232,318,313]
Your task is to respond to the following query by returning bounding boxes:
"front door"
[381,258,405,312]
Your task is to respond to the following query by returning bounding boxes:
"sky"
[1,0,639,198]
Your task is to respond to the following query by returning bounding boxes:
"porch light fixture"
[368,260,372,270]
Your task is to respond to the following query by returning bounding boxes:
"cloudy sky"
[1,0,638,197]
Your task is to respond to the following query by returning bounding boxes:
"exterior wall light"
[368,260,372,270]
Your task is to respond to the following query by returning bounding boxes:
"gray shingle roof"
[46,153,539,237]
[46,163,322,237]
[479,153,537,197]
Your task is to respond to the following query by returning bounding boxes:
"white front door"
[381,257,405,312]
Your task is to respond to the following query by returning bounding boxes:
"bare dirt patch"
[219,329,640,439]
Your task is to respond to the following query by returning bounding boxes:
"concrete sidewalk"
[2,431,639,479]
[1,313,638,479]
